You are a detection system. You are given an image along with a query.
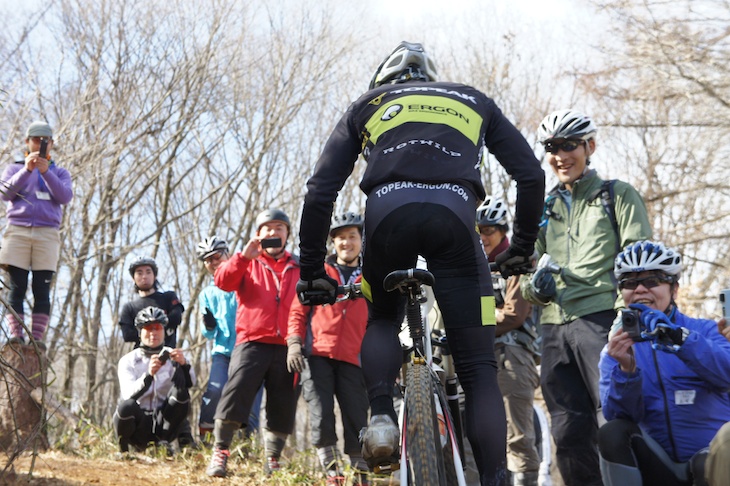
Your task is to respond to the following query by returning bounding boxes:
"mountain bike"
[382,268,467,486]
[325,270,467,485]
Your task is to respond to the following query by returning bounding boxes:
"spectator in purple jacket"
[0,121,73,350]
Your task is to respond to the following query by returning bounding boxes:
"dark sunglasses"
[543,139,584,155]
[618,275,674,290]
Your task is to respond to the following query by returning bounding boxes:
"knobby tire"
[406,364,445,485]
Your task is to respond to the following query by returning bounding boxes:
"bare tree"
[583,0,730,314]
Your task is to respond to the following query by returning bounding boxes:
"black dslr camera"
[621,309,649,342]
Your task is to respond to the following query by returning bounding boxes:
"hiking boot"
[8,336,24,346]
[156,440,174,457]
[360,414,399,469]
[325,468,346,485]
[206,447,230,477]
[265,456,281,475]
[178,433,201,450]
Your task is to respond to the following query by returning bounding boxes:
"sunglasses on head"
[543,139,584,155]
[618,275,674,290]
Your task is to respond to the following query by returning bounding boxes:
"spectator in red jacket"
[206,208,300,478]
[287,212,369,485]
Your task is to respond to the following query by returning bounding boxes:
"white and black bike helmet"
[369,41,438,90]
[329,212,364,237]
[134,306,169,329]
[476,197,508,227]
[538,109,597,143]
[614,241,682,279]
[197,236,229,261]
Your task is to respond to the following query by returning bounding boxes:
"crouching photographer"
[114,306,195,454]
[598,241,730,486]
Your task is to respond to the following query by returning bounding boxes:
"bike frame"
[395,275,467,486]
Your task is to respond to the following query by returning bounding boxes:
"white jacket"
[117,348,196,411]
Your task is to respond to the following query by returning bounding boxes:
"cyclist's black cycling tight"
[360,185,507,485]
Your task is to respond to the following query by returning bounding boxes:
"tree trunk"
[0,343,48,454]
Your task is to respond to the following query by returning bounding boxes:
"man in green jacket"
[521,109,652,486]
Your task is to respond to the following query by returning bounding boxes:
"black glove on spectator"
[202,307,217,331]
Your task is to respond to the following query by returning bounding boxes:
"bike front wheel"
[405,364,445,485]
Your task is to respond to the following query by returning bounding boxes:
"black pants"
[540,311,613,486]
[215,341,297,436]
[361,184,506,486]
[114,385,190,448]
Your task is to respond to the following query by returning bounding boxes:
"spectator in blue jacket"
[196,236,263,441]
[598,241,730,486]
[0,121,73,350]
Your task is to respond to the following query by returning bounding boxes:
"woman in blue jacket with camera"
[598,240,730,486]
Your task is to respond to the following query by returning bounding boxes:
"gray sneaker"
[206,447,230,477]
[361,414,399,468]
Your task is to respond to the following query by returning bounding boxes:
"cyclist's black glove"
[202,307,217,331]
[296,269,338,306]
[495,244,535,278]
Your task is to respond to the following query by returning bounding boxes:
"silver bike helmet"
[134,306,169,329]
[369,41,438,90]
[476,197,508,227]
[538,109,597,143]
[614,241,682,278]
[329,212,364,237]
[197,236,229,261]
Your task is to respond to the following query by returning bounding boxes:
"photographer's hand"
[606,328,636,373]
[149,355,163,376]
[170,348,187,366]
[718,318,730,342]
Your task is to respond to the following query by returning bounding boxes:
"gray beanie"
[26,121,53,138]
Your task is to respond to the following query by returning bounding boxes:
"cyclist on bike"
[296,41,545,485]
[521,109,652,486]
[478,196,541,486]
[196,236,263,442]
[598,240,730,485]
[287,212,369,485]
[114,306,195,455]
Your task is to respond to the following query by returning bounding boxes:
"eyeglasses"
[479,227,500,237]
[618,275,674,290]
[543,139,584,155]
[204,253,223,264]
[29,136,50,143]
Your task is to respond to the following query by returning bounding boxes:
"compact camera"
[261,237,282,249]
[157,346,174,363]
[621,309,649,342]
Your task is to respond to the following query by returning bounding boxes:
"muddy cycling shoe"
[361,414,400,470]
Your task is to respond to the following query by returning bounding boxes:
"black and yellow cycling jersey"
[300,80,544,277]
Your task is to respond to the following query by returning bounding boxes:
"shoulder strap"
[589,179,620,252]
